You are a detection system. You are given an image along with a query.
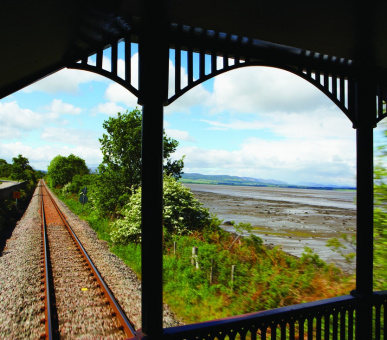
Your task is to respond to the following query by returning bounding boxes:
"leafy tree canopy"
[11,154,32,181]
[47,154,89,187]
[0,159,12,178]
[96,109,184,214]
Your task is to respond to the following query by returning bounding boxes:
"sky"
[1,43,384,187]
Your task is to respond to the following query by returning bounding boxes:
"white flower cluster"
[110,175,210,244]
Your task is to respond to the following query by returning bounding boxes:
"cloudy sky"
[1,43,383,187]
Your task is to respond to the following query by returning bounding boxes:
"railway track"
[38,180,137,339]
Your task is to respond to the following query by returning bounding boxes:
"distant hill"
[179,173,356,190]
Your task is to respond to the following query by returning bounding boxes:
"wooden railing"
[163,292,387,339]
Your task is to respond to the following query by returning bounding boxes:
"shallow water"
[185,184,356,273]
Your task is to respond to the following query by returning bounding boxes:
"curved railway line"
[38,180,137,339]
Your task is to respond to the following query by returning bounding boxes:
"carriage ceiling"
[1,0,387,99]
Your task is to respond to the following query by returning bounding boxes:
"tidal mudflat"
[185,184,356,273]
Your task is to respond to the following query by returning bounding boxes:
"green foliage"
[54,180,353,325]
[61,174,98,195]
[300,247,326,268]
[0,155,41,186]
[161,231,350,323]
[373,124,387,290]
[96,109,185,214]
[99,109,142,195]
[326,234,356,264]
[10,154,32,182]
[374,208,387,289]
[110,175,212,244]
[47,154,89,188]
[0,159,12,178]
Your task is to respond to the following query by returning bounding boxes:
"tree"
[11,154,31,181]
[96,109,184,214]
[47,154,89,187]
[0,160,12,178]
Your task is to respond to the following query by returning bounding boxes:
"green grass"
[54,189,355,325]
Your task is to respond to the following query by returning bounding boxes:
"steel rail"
[41,181,137,339]
[39,180,53,340]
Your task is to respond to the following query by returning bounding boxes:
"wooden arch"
[68,23,387,128]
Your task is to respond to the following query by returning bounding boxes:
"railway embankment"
[0,185,44,338]
[0,184,182,338]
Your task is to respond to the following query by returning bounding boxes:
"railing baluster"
[332,311,338,340]
[211,50,217,73]
[251,327,257,340]
[315,69,321,85]
[316,315,322,340]
[223,53,229,68]
[188,49,193,85]
[375,305,381,340]
[340,310,346,340]
[280,323,286,340]
[340,76,345,105]
[270,323,277,340]
[325,313,331,340]
[199,50,205,78]
[307,318,314,340]
[299,319,304,340]
[289,321,295,340]
[125,38,131,82]
[96,50,103,69]
[111,41,118,76]
[332,74,338,99]
[324,72,329,90]
[306,67,311,78]
[348,309,354,340]
[175,47,181,94]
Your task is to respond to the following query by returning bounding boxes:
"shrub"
[110,175,213,244]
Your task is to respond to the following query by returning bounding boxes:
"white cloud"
[92,102,127,116]
[166,83,212,114]
[41,127,100,148]
[22,68,108,94]
[0,101,63,139]
[201,107,354,140]
[166,59,212,114]
[175,135,356,186]
[211,66,334,114]
[200,119,267,131]
[165,128,196,142]
[104,83,139,108]
[0,101,44,130]
[46,99,82,115]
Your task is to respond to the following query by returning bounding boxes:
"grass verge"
[54,190,355,325]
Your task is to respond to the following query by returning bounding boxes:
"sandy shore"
[185,184,356,273]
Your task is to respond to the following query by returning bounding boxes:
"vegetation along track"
[38,180,137,339]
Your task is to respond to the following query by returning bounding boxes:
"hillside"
[179,173,355,190]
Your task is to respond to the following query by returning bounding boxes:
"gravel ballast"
[0,187,45,338]
[0,185,182,338]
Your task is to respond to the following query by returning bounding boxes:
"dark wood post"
[352,4,376,337]
[139,1,168,338]
[354,68,375,339]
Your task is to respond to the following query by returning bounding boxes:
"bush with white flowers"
[110,175,212,244]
